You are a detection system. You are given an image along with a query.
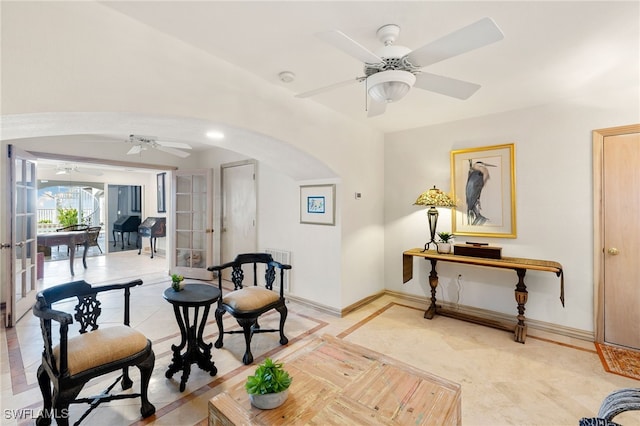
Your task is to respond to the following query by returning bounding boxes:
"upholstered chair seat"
[53,326,148,376]
[222,287,281,311]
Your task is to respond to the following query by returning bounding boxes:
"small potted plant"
[437,232,454,254]
[245,357,292,409]
[171,274,184,291]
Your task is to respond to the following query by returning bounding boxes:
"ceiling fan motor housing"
[365,40,417,77]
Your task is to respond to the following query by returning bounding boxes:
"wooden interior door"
[594,124,640,349]
[220,161,256,281]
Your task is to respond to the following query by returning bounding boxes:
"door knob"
[607,247,619,255]
[0,243,10,249]
[15,241,24,247]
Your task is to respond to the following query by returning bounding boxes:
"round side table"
[163,282,221,391]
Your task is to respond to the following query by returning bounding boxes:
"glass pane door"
[171,169,213,280]
[5,145,38,327]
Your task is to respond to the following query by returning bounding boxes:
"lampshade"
[367,70,416,103]
[414,186,456,208]
[414,186,455,252]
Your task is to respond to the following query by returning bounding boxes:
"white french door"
[170,169,214,280]
[3,145,38,327]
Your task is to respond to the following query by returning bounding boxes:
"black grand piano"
[112,215,141,249]
[138,217,166,258]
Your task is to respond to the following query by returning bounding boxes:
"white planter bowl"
[249,389,289,409]
[437,243,452,254]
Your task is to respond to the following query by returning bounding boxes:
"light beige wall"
[384,87,639,333]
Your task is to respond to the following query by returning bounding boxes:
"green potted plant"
[57,207,78,227]
[171,274,184,291]
[245,357,292,409]
[437,232,454,254]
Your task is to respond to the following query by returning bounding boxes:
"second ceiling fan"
[127,134,192,158]
[297,17,504,117]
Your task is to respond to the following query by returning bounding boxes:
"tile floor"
[1,252,638,425]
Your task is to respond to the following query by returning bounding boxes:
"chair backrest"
[86,226,101,245]
[209,253,291,293]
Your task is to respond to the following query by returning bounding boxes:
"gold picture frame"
[451,143,516,238]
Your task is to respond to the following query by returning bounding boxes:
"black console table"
[163,283,220,391]
[403,248,564,343]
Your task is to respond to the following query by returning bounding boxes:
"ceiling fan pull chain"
[364,78,369,112]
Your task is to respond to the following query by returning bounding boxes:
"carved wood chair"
[32,279,155,426]
[579,388,640,426]
[207,253,291,365]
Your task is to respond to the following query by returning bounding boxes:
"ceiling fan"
[55,164,103,176]
[127,134,192,158]
[296,17,504,117]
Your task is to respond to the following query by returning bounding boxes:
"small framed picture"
[451,143,516,238]
[300,184,335,225]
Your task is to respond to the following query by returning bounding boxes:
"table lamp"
[414,186,456,251]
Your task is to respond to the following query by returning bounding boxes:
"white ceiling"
[99,1,640,133]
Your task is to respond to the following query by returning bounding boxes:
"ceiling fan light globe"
[367,70,416,103]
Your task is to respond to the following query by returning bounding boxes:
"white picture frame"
[300,184,335,225]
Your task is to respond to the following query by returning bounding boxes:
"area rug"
[596,342,640,381]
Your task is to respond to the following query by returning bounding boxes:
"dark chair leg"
[138,350,156,418]
[52,384,82,426]
[214,308,225,349]
[36,365,52,426]
[122,366,133,390]
[277,305,289,345]
[238,318,256,365]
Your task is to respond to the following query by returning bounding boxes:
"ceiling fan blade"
[127,145,142,155]
[316,30,383,64]
[406,17,504,68]
[156,141,192,149]
[367,99,387,117]
[414,72,481,100]
[295,77,364,99]
[156,145,191,158]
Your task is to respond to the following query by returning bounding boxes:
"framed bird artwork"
[450,143,516,238]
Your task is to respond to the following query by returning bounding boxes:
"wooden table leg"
[81,240,88,269]
[425,259,439,319]
[68,243,75,276]
[514,268,528,343]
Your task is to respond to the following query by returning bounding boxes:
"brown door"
[596,125,640,349]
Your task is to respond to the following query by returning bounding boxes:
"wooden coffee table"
[208,334,461,425]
